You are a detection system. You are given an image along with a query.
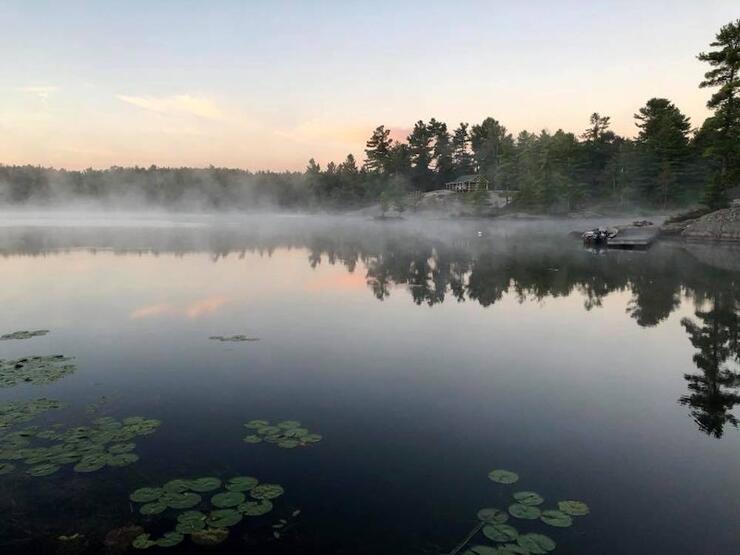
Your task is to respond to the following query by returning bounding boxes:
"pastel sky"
[1,1,737,171]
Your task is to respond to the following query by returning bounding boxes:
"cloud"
[130,295,230,320]
[17,85,58,99]
[116,94,223,119]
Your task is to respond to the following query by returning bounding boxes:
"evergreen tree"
[452,123,475,176]
[428,118,454,186]
[364,126,393,173]
[470,117,513,189]
[407,120,434,190]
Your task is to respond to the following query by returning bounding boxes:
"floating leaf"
[155,532,183,547]
[477,508,508,524]
[175,519,205,534]
[177,510,206,524]
[250,484,284,500]
[540,510,573,528]
[0,330,49,341]
[513,491,544,506]
[163,492,201,509]
[108,443,136,454]
[163,479,190,493]
[243,435,262,444]
[244,419,269,429]
[488,469,519,484]
[211,491,245,508]
[225,476,259,492]
[73,453,108,473]
[191,527,229,546]
[238,499,273,516]
[139,502,167,516]
[27,463,60,476]
[207,509,243,527]
[189,477,222,492]
[508,504,541,520]
[277,439,299,449]
[557,500,590,516]
[482,523,519,542]
[302,433,323,443]
[517,533,556,554]
[107,453,139,467]
[277,420,301,429]
[130,487,164,503]
[132,533,155,549]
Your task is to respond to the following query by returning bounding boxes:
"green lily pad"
[477,507,508,524]
[250,483,284,500]
[226,476,259,492]
[513,491,544,506]
[243,435,262,444]
[189,477,222,492]
[163,479,190,493]
[482,523,519,542]
[497,545,530,555]
[139,501,168,516]
[211,491,245,508]
[73,453,108,472]
[0,463,15,474]
[175,519,205,534]
[130,487,164,503]
[558,500,590,516]
[244,419,269,429]
[177,510,207,523]
[256,425,282,436]
[163,492,201,509]
[207,509,243,527]
[489,469,519,484]
[508,504,541,519]
[277,439,299,448]
[517,533,556,554]
[277,420,301,429]
[191,527,229,546]
[238,499,273,516]
[463,546,498,555]
[108,443,136,454]
[107,453,139,467]
[132,533,155,549]
[540,509,573,528]
[302,433,323,443]
[155,532,184,547]
[27,463,60,476]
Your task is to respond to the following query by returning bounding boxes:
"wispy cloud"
[130,295,231,320]
[116,94,223,119]
[17,85,58,100]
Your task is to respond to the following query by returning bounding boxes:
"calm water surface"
[0,215,739,554]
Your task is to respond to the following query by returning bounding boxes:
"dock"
[607,226,659,249]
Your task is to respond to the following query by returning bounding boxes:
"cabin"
[444,175,489,193]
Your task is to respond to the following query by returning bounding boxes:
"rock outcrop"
[681,205,740,242]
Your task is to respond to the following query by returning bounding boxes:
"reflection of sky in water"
[0,224,739,554]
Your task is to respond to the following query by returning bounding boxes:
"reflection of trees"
[680,291,740,438]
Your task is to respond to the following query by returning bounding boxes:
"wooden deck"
[607,227,659,249]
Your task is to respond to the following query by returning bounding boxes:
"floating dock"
[607,227,659,249]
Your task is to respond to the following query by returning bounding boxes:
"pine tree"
[364,126,393,173]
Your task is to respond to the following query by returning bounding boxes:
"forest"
[1,19,738,213]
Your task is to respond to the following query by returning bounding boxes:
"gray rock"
[681,206,740,242]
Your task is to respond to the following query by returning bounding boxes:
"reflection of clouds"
[304,271,366,292]
[130,295,230,320]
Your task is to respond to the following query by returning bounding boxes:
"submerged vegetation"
[0,329,49,341]
[0,355,75,387]
[243,419,323,448]
[128,474,284,549]
[452,468,589,555]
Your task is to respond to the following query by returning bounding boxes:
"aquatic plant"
[0,355,75,387]
[488,469,518,484]
[482,523,518,542]
[539,510,573,528]
[243,419,322,449]
[508,503,541,520]
[557,500,589,516]
[211,491,245,508]
[0,398,65,429]
[207,508,242,527]
[0,330,49,341]
[191,527,229,546]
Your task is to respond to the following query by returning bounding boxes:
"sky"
[0,0,737,171]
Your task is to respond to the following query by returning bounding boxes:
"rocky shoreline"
[661,205,740,242]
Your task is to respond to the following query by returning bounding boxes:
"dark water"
[0,214,739,554]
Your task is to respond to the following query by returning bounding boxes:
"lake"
[0,214,739,554]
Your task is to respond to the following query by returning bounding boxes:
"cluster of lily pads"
[0,398,65,430]
[0,355,76,387]
[209,335,260,342]
[129,475,284,548]
[0,415,160,477]
[457,469,590,555]
[243,419,322,448]
[0,329,49,341]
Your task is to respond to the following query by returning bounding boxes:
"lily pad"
[73,453,108,473]
[163,479,190,493]
[277,420,301,429]
[155,532,184,547]
[0,462,15,474]
[250,483,284,500]
[163,492,201,509]
[175,519,205,534]
[558,500,590,516]
[517,533,556,554]
[540,509,573,528]
[132,533,155,549]
[177,510,207,523]
[211,491,245,508]
[482,523,519,542]
[489,469,519,484]
[0,330,49,341]
[207,509,243,527]
[302,433,323,443]
[108,443,136,454]
[130,487,164,503]
[243,435,262,444]
[225,476,259,492]
[513,491,544,506]
[139,501,168,516]
[244,419,269,429]
[107,453,139,467]
[27,463,60,476]
[238,499,273,516]
[508,504,541,520]
[191,527,229,546]
[189,477,222,492]
[477,508,508,524]
[277,439,299,448]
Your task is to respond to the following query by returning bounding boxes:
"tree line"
[1,19,738,212]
